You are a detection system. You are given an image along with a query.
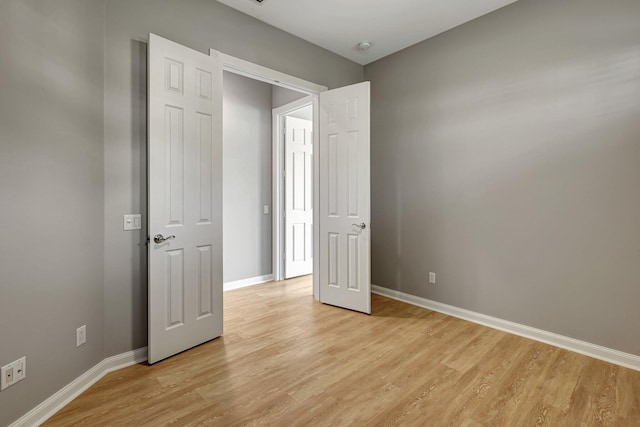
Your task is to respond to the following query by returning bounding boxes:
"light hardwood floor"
[45,276,640,426]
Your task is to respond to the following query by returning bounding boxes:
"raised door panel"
[166,249,185,329]
[165,106,185,226]
[197,113,213,225]
[197,245,213,319]
[292,151,306,211]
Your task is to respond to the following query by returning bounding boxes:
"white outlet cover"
[14,357,25,383]
[77,325,87,347]
[429,272,436,284]
[0,364,12,391]
[1,357,26,391]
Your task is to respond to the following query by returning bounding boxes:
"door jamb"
[272,97,314,282]
[210,50,326,300]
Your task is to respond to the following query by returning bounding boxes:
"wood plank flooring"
[45,276,640,426]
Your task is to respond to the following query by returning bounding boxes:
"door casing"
[272,97,314,281]
[211,50,326,300]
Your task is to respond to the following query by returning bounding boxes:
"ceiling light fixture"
[357,41,372,51]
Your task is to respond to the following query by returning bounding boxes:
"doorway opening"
[222,72,311,290]
[215,51,325,300]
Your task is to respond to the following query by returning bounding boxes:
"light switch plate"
[77,325,87,347]
[123,214,142,231]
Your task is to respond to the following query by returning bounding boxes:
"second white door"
[318,82,371,314]
[285,116,313,278]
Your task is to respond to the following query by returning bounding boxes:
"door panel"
[285,116,313,278]
[197,244,213,318]
[319,82,371,314]
[148,34,223,364]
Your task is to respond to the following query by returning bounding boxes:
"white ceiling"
[217,0,520,65]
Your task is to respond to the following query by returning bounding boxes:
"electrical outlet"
[1,357,26,391]
[3,367,13,388]
[77,325,87,347]
[429,272,436,284]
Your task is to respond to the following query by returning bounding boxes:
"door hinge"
[283,170,286,179]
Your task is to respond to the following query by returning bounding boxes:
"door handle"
[352,223,366,230]
[153,234,175,244]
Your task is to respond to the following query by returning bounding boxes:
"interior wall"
[288,105,313,121]
[365,0,640,356]
[0,1,105,425]
[103,0,363,357]
[272,85,308,109]
[223,72,273,283]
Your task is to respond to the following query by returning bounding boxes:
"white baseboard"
[224,274,273,291]
[11,347,148,427]
[372,285,640,372]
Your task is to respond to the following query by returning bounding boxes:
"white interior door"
[318,82,371,314]
[148,34,223,364]
[285,116,313,278]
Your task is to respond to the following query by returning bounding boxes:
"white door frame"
[272,97,314,281]
[210,49,327,300]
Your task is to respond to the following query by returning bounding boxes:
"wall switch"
[1,357,26,391]
[263,205,270,215]
[123,214,142,231]
[429,272,436,284]
[77,325,87,347]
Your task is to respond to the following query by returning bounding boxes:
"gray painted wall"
[103,0,363,356]
[0,1,105,425]
[223,72,273,283]
[272,85,308,109]
[365,0,640,356]
[289,106,313,121]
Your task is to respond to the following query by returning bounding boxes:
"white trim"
[272,96,315,282]
[211,50,328,95]
[311,94,320,301]
[10,347,148,427]
[224,274,274,292]
[372,285,640,372]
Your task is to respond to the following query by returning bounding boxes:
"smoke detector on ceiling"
[357,41,372,51]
